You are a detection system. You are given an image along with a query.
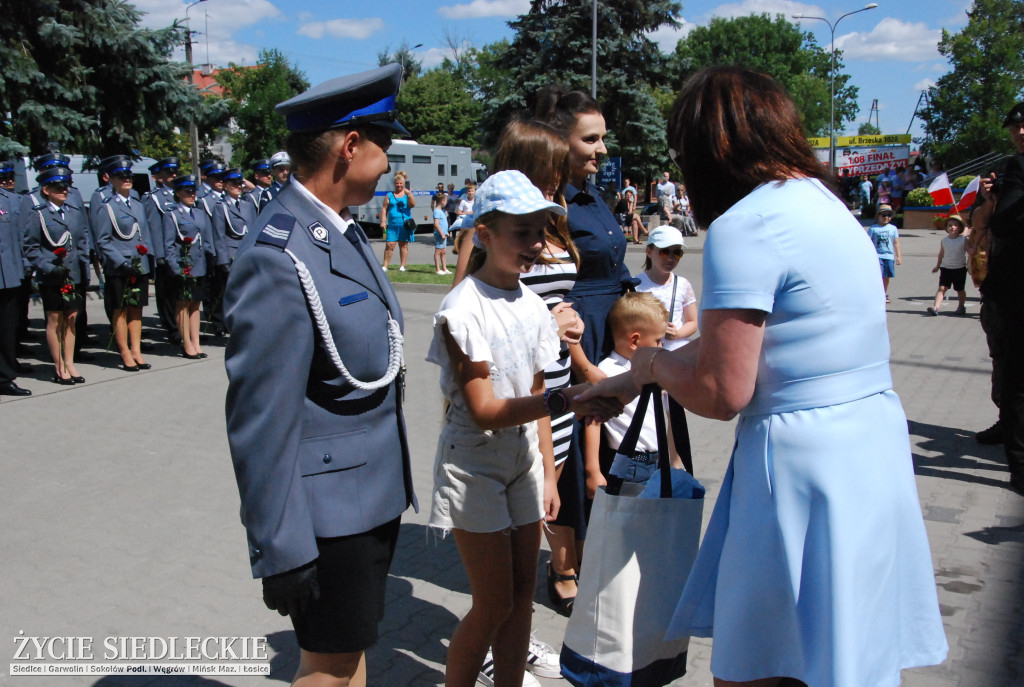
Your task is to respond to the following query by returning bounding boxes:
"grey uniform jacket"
[212,196,257,266]
[95,195,152,275]
[0,192,23,290]
[162,204,214,278]
[22,188,91,262]
[223,183,417,578]
[23,200,90,284]
[258,182,282,213]
[143,187,175,260]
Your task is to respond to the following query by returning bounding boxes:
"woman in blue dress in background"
[580,66,947,687]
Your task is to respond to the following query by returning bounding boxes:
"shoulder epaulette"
[33,203,46,211]
[255,213,295,251]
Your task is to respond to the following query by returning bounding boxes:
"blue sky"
[133,0,974,146]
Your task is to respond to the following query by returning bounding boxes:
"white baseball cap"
[647,225,685,249]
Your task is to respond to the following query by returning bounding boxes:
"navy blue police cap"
[102,155,133,176]
[0,160,14,174]
[34,153,71,170]
[37,166,73,187]
[205,163,227,178]
[221,167,244,182]
[1004,102,1024,126]
[172,174,198,190]
[149,157,181,174]
[275,63,410,135]
[251,158,271,172]
[199,159,218,173]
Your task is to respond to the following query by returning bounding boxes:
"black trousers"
[17,276,31,341]
[0,286,20,384]
[996,310,1024,481]
[980,299,1004,410]
[154,262,177,332]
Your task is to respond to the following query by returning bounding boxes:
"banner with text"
[832,145,911,178]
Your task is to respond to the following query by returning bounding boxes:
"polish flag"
[927,173,955,206]
[954,175,981,213]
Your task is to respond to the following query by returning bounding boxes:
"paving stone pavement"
[1,228,1021,686]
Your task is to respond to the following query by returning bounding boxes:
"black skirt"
[39,281,82,312]
[104,272,150,309]
[172,274,207,303]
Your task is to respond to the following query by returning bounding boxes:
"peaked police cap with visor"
[1004,102,1024,127]
[149,157,181,174]
[37,166,73,186]
[102,155,133,176]
[34,153,71,170]
[172,174,198,190]
[276,63,410,135]
[251,158,271,172]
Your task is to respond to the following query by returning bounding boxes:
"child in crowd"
[432,191,450,275]
[458,182,476,224]
[427,170,615,687]
[928,214,968,316]
[867,203,902,303]
[636,226,697,350]
[584,292,680,495]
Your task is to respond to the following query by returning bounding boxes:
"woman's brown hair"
[491,119,579,268]
[666,65,836,229]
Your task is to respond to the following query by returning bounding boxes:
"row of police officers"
[0,151,293,395]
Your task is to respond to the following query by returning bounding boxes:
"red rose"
[53,247,68,259]
[181,237,193,245]
[136,244,148,256]
[61,284,73,294]
[183,266,192,276]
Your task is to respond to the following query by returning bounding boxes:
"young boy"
[584,292,680,495]
[867,203,902,303]
[928,214,968,315]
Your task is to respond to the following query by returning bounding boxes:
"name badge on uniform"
[308,221,329,245]
[338,291,368,306]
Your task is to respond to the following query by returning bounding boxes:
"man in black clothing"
[979,101,1024,496]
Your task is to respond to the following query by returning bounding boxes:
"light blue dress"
[667,178,947,686]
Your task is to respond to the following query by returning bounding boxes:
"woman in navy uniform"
[162,174,214,360]
[210,168,254,332]
[22,167,90,385]
[95,156,154,371]
[224,64,416,687]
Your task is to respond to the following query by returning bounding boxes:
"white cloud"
[834,18,942,62]
[710,0,824,22]
[913,78,937,91]
[131,0,280,67]
[418,47,454,70]
[438,0,530,20]
[647,18,697,53]
[297,18,385,40]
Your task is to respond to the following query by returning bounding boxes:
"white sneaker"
[381,265,388,271]
[399,266,406,272]
[478,650,542,687]
[526,632,562,679]
[436,270,446,275]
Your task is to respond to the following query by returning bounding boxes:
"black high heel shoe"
[181,349,201,360]
[52,373,75,386]
[547,562,577,617]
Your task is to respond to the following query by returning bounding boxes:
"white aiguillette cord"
[283,247,404,391]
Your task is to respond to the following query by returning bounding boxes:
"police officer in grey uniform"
[0,160,33,350]
[224,64,416,685]
[195,162,226,334]
[94,156,154,371]
[258,151,290,210]
[0,180,30,396]
[144,157,181,340]
[243,158,272,213]
[208,168,253,334]
[23,166,91,385]
[163,174,214,359]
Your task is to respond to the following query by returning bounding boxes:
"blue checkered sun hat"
[472,170,566,219]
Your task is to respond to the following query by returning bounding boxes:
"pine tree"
[923,0,1024,165]
[0,0,223,159]
[479,0,681,179]
[397,65,482,148]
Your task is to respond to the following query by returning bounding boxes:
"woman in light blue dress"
[579,66,947,687]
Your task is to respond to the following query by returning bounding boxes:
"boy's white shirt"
[598,352,660,453]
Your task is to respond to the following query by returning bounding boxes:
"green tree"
[479,0,681,179]
[922,0,1024,165]
[216,49,309,169]
[670,14,857,137]
[397,66,481,148]
[858,122,881,135]
[0,0,221,158]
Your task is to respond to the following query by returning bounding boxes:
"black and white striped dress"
[521,249,578,465]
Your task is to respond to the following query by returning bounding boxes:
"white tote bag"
[560,386,704,687]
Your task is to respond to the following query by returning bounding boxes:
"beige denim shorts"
[429,410,544,534]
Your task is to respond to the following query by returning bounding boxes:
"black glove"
[261,561,319,617]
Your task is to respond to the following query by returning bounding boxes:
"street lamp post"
[185,0,208,174]
[793,3,877,172]
[401,44,424,78]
